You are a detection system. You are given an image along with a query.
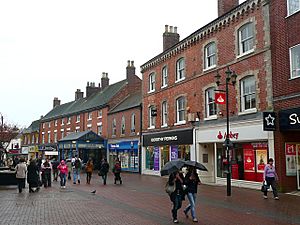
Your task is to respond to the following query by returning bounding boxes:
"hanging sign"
[263,112,276,131]
[215,92,226,104]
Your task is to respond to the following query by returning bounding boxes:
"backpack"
[74,159,81,169]
[113,163,121,173]
[165,181,175,195]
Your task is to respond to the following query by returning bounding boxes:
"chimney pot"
[131,61,134,67]
[165,25,168,32]
[170,26,173,33]
[127,60,131,67]
[174,27,177,33]
[218,0,239,17]
[163,25,180,51]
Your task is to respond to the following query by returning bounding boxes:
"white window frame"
[148,72,156,93]
[161,66,168,88]
[47,132,51,143]
[61,131,64,139]
[42,123,45,129]
[54,120,57,127]
[161,101,168,127]
[97,124,102,136]
[48,122,51,128]
[32,135,35,144]
[98,110,102,118]
[88,112,92,121]
[61,118,64,126]
[290,44,300,79]
[112,118,117,136]
[54,132,57,143]
[238,23,254,57]
[176,97,186,124]
[240,76,256,112]
[148,106,156,129]
[42,134,45,144]
[121,116,125,135]
[131,113,136,133]
[287,0,300,16]
[176,58,185,82]
[76,115,80,123]
[67,117,71,124]
[204,42,216,70]
[205,87,217,119]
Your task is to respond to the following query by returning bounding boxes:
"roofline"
[108,104,141,115]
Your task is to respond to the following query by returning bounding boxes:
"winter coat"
[85,162,93,173]
[168,172,185,202]
[184,171,200,194]
[57,164,68,175]
[15,162,27,179]
[27,163,40,187]
[100,162,109,174]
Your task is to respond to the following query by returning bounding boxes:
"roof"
[58,130,104,142]
[23,119,40,134]
[109,92,142,114]
[41,79,127,121]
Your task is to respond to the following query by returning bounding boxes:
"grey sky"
[0,0,245,127]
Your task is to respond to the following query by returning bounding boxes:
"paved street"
[0,173,299,225]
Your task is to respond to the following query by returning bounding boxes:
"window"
[61,118,64,125]
[149,106,156,128]
[162,66,168,87]
[32,135,35,144]
[88,112,92,120]
[24,136,27,145]
[98,110,102,118]
[48,122,51,128]
[54,132,57,143]
[162,101,168,126]
[61,131,64,139]
[47,132,51,143]
[97,124,102,136]
[67,117,71,124]
[149,72,156,92]
[240,76,256,112]
[238,23,254,55]
[205,87,217,118]
[131,113,136,133]
[290,44,300,79]
[112,118,116,136]
[42,134,45,144]
[121,116,125,135]
[54,120,57,126]
[204,42,216,69]
[176,58,185,81]
[176,97,186,123]
[76,115,80,123]
[288,0,300,15]
[42,123,45,129]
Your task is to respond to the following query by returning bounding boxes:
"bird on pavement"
[91,190,96,194]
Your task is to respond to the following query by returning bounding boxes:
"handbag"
[165,182,176,195]
[261,181,268,192]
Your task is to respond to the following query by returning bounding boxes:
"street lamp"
[215,66,237,196]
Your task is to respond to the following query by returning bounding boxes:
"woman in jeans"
[263,158,279,200]
[57,160,68,188]
[184,167,201,222]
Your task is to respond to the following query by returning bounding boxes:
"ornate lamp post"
[215,66,237,196]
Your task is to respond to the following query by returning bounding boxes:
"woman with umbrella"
[183,166,201,222]
[168,170,185,224]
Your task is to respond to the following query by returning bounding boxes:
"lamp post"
[215,66,237,197]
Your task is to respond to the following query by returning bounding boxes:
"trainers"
[173,219,178,223]
[263,195,268,199]
[193,218,198,222]
[184,210,189,218]
[274,197,279,200]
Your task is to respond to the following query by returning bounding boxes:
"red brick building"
[141,0,274,190]
[39,61,141,166]
[270,0,300,191]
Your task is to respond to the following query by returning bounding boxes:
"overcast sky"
[0,0,246,128]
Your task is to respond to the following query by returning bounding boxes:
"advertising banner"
[285,143,297,176]
[154,147,160,171]
[256,149,267,173]
[171,146,178,161]
[244,149,255,172]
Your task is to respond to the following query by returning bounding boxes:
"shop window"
[240,76,256,112]
[176,58,185,82]
[205,87,217,118]
[176,96,186,124]
[238,23,254,56]
[145,146,154,170]
[121,116,125,135]
[204,42,216,70]
[160,146,170,169]
[290,44,300,79]
[288,0,300,15]
[162,66,168,88]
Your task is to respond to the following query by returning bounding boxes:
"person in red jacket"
[57,160,68,189]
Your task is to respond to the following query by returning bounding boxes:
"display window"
[145,146,154,170]
[160,146,169,169]
[217,142,268,182]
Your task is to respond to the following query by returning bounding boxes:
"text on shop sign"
[151,136,178,143]
[289,113,300,125]
[217,131,239,140]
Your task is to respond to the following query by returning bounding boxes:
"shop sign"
[279,108,300,130]
[263,112,276,131]
[21,147,29,154]
[285,143,299,176]
[216,131,239,140]
[171,146,178,160]
[244,149,255,172]
[215,92,226,104]
[143,129,193,146]
[154,147,160,171]
[110,144,120,149]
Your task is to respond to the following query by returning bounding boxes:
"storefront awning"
[59,130,104,142]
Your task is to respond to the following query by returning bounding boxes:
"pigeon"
[91,190,96,194]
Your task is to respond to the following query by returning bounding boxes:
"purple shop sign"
[171,146,178,161]
[154,146,160,171]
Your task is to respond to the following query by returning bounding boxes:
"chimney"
[218,0,239,17]
[53,97,60,108]
[75,89,84,101]
[86,81,101,98]
[101,72,109,89]
[163,25,180,51]
[126,60,136,81]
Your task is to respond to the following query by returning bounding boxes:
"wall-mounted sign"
[215,92,226,104]
[279,108,300,130]
[151,108,157,117]
[263,112,276,131]
[216,131,239,140]
[285,143,298,176]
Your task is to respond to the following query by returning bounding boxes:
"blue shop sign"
[109,141,138,150]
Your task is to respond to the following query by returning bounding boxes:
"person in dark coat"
[27,159,40,193]
[112,160,122,185]
[41,158,52,188]
[168,170,185,224]
[99,158,109,185]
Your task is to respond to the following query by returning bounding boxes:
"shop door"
[297,145,300,190]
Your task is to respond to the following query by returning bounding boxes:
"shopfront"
[196,118,274,189]
[108,140,139,173]
[142,128,194,176]
[279,108,300,190]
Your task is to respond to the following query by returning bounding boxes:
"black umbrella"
[160,159,186,176]
[184,160,208,171]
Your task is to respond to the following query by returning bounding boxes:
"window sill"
[286,9,300,18]
[97,116,102,119]
[174,121,186,126]
[161,124,168,128]
[238,108,257,116]
[204,115,218,121]
[203,65,216,72]
[87,119,92,121]
[148,126,155,130]
[237,49,254,59]
[148,90,155,94]
[76,121,80,124]
[175,78,185,84]
[161,85,168,89]
[289,75,300,81]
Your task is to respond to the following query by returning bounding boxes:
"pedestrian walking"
[66,159,72,180]
[27,159,40,193]
[72,156,81,184]
[85,158,93,184]
[168,170,185,224]
[51,157,59,182]
[112,160,122,185]
[99,158,109,185]
[15,157,27,193]
[263,158,279,200]
[57,160,68,188]
[183,167,201,222]
[41,158,52,188]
